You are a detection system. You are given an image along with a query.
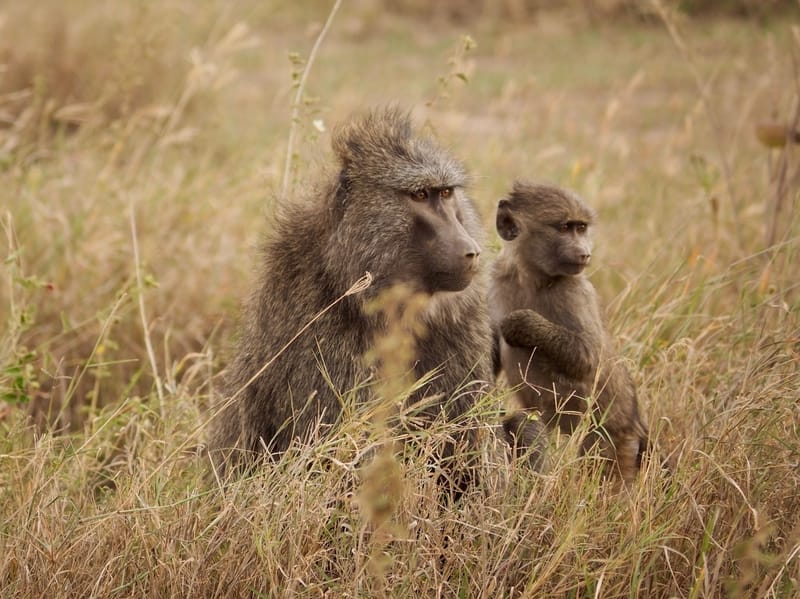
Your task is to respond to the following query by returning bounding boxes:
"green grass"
[1,2,799,597]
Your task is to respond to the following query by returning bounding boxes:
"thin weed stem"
[129,198,165,416]
[281,0,343,199]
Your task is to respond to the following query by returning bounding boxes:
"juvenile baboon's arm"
[491,323,502,376]
[500,309,598,380]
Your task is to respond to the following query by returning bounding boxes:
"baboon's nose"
[452,222,481,265]
[465,242,481,262]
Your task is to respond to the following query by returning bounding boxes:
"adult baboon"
[489,182,648,483]
[209,108,491,482]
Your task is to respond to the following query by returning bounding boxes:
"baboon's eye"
[557,223,570,232]
[411,189,428,201]
[439,187,453,199]
[576,223,588,234]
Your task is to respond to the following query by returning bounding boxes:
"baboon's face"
[538,220,592,276]
[496,189,594,278]
[405,185,482,293]
[328,112,482,295]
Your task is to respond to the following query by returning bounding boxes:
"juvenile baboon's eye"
[576,223,587,234]
[558,223,570,232]
[439,187,453,199]
[411,189,428,201]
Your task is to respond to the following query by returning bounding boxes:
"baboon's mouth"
[430,269,475,292]
[562,262,588,275]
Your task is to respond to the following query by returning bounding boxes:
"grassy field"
[1,1,799,597]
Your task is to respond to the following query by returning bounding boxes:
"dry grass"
[1,2,799,597]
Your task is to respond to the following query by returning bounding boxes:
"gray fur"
[209,108,491,480]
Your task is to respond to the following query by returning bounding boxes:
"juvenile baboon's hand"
[501,308,597,379]
[500,309,547,348]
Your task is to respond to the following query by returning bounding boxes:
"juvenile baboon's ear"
[496,199,520,241]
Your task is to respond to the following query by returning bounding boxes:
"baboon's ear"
[496,199,520,241]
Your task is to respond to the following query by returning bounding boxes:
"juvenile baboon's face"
[496,184,595,278]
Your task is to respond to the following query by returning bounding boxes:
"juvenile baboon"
[209,108,491,483]
[489,182,648,483]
